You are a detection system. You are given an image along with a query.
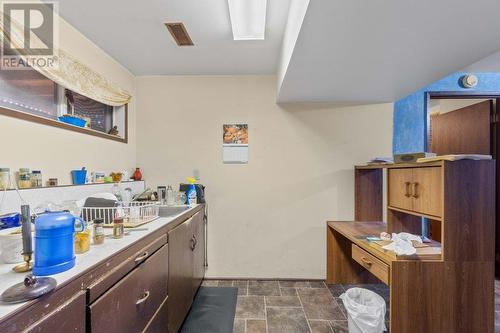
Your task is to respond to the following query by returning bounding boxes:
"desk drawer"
[351,245,389,285]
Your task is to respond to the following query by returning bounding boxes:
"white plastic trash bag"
[339,288,387,333]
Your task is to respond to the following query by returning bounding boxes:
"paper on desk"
[381,232,422,256]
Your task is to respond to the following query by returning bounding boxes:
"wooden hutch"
[326,160,495,332]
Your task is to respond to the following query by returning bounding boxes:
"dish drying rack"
[81,201,159,228]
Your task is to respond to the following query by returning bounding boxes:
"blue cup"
[71,169,87,185]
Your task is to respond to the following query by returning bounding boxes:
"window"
[66,90,113,133]
[0,66,128,143]
[0,66,57,119]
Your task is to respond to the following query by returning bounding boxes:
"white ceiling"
[52,0,500,103]
[53,0,291,75]
[277,0,500,103]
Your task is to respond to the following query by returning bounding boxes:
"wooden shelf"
[0,180,144,192]
[387,206,443,221]
[355,161,443,170]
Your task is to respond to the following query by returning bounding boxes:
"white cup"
[0,228,23,264]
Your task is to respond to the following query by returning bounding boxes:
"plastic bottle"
[186,177,197,207]
[166,185,174,206]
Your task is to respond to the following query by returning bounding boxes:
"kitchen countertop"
[0,204,200,321]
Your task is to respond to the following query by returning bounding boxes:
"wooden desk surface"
[327,221,442,263]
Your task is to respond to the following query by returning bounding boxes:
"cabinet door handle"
[361,257,373,266]
[193,235,197,248]
[134,251,149,264]
[135,291,150,305]
[190,236,196,251]
[404,182,411,197]
[412,182,419,198]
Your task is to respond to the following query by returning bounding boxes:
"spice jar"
[47,178,58,187]
[0,168,10,190]
[18,168,31,189]
[31,170,42,188]
[112,217,124,239]
[93,218,105,245]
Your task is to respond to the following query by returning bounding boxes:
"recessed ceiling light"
[227,0,267,40]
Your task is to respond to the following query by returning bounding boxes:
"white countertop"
[0,205,199,321]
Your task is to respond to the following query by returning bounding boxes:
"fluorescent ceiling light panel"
[228,0,267,40]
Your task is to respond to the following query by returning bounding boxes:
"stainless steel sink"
[158,206,190,218]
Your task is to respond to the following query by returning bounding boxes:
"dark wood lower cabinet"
[89,245,169,333]
[143,296,169,333]
[0,204,206,333]
[192,211,206,298]
[168,214,196,333]
[25,291,86,333]
[167,211,206,333]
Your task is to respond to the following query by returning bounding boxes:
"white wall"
[136,75,393,279]
[0,13,137,185]
[464,49,500,72]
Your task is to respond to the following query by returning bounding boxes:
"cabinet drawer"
[143,295,168,333]
[89,244,168,333]
[352,245,389,285]
[24,292,86,333]
[87,233,168,302]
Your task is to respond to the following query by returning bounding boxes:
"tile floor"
[201,279,500,332]
[201,280,390,333]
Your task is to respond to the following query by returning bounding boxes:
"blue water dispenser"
[33,211,85,276]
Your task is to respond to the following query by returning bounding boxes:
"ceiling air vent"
[165,22,194,46]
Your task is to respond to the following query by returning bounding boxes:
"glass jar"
[112,202,125,239]
[112,217,124,239]
[18,168,31,189]
[31,170,42,188]
[74,221,92,254]
[0,168,10,190]
[93,218,105,245]
[48,178,58,187]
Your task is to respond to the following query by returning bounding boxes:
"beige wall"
[136,75,393,279]
[0,15,136,184]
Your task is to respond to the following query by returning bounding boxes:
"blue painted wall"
[393,72,500,154]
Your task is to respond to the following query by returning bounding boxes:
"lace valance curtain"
[0,10,131,106]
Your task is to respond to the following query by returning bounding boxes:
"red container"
[133,168,142,181]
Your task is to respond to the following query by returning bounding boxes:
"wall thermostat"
[461,74,478,88]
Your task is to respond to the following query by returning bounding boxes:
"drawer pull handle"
[412,182,419,198]
[134,251,149,264]
[404,182,411,197]
[190,236,196,251]
[361,257,373,266]
[135,291,150,305]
